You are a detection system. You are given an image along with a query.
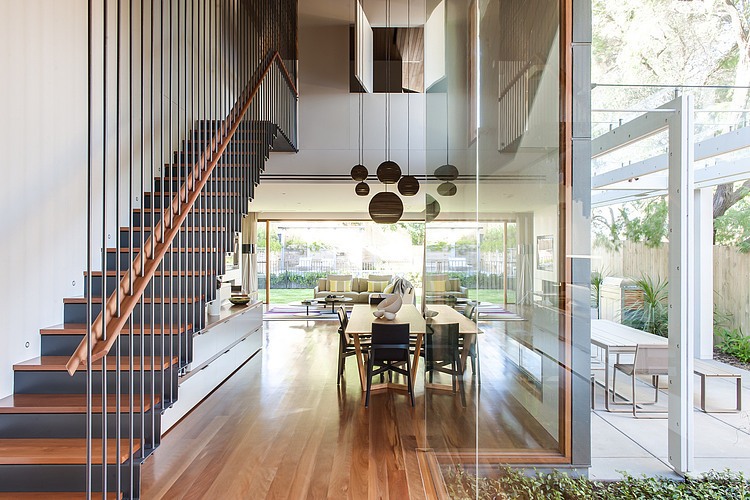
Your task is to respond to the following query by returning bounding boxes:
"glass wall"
[422,0,588,478]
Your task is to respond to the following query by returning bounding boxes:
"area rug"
[263,305,339,320]
[475,305,525,321]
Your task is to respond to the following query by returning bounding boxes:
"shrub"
[443,466,750,499]
[716,327,750,363]
[623,274,669,337]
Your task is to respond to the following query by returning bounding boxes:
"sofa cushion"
[367,280,389,292]
[368,274,392,283]
[383,282,395,294]
[425,280,446,293]
[447,278,461,292]
[330,279,352,292]
[353,277,368,293]
[317,278,328,290]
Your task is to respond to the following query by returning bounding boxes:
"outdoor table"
[591,319,668,411]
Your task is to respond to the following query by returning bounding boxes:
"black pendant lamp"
[369,190,404,224]
[351,0,369,196]
[434,92,457,197]
[398,0,419,197]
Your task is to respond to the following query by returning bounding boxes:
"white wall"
[265,3,427,179]
[0,0,257,399]
[0,0,89,398]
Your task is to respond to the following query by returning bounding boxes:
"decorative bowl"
[424,309,438,318]
[228,295,250,305]
[373,310,385,318]
[383,312,397,320]
[377,294,403,314]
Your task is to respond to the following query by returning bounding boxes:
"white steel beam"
[591,189,664,207]
[667,95,695,475]
[695,188,714,359]
[592,153,668,188]
[591,105,673,158]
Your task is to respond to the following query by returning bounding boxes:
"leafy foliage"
[714,196,750,253]
[716,327,750,363]
[622,274,669,337]
[622,198,668,248]
[444,466,750,499]
[591,270,606,308]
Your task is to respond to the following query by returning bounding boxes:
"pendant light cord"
[406,0,410,175]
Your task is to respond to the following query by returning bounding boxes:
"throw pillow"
[317,278,327,291]
[330,280,352,293]
[367,280,388,293]
[425,280,446,293]
[383,283,395,294]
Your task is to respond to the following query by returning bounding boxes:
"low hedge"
[444,467,749,499]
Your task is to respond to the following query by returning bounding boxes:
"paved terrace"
[590,362,750,480]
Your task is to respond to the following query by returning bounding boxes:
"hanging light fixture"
[435,92,457,196]
[398,0,419,197]
[376,0,401,185]
[369,190,404,223]
[352,0,369,195]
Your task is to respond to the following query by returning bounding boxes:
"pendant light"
[352,0,369,195]
[369,0,404,223]
[398,0,419,197]
[376,0,401,185]
[435,92,457,196]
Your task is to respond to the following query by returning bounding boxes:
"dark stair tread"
[0,493,121,499]
[104,247,217,253]
[132,208,233,213]
[13,356,178,372]
[40,323,191,335]
[84,270,209,277]
[0,394,159,414]
[63,296,203,305]
[118,226,227,232]
[159,177,244,181]
[0,438,139,465]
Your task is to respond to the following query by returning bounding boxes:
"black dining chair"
[336,306,360,385]
[461,302,481,385]
[425,322,466,407]
[365,322,414,408]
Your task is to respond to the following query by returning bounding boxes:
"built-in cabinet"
[161,301,263,431]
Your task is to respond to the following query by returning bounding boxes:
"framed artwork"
[536,235,554,271]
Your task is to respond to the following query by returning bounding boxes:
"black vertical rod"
[159,0,166,414]
[127,0,135,491]
[101,0,109,492]
[167,0,174,400]
[149,0,156,453]
[139,0,146,462]
[85,1,93,498]
[177,0,184,392]
[115,0,123,494]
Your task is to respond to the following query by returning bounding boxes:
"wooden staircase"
[0,120,279,498]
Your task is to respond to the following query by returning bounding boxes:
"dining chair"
[425,322,466,407]
[612,344,669,417]
[336,306,359,386]
[461,303,480,385]
[365,322,414,408]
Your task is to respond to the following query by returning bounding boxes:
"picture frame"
[536,235,553,271]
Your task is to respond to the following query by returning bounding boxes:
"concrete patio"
[590,361,750,480]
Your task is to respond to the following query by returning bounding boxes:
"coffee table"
[289,300,321,317]
[322,296,353,313]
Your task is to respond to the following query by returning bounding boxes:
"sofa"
[313,274,393,304]
[423,274,468,298]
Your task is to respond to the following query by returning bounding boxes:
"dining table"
[591,319,668,410]
[346,303,481,392]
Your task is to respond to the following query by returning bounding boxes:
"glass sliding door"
[422,0,586,480]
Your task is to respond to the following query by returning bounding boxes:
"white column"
[667,95,695,475]
[694,188,714,359]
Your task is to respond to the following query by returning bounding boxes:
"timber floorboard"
[140,317,557,499]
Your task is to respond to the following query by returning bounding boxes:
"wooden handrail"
[66,52,297,375]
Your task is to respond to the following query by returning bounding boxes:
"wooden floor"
[140,317,557,499]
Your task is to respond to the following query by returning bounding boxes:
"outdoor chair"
[425,322,466,407]
[612,344,669,417]
[365,323,415,407]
